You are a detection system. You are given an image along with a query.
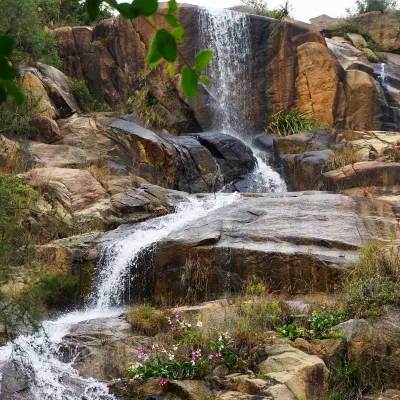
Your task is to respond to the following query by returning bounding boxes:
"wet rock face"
[151,192,399,302]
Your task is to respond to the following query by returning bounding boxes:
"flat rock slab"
[151,192,399,300]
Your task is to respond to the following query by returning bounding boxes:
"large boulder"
[258,344,329,399]
[151,192,399,302]
[331,310,400,389]
[295,42,346,126]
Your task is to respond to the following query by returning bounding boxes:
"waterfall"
[0,193,240,399]
[198,8,287,193]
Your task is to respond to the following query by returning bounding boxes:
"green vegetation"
[240,0,292,19]
[32,273,79,311]
[352,0,398,14]
[0,0,62,68]
[276,323,304,340]
[38,0,113,28]
[341,243,400,319]
[70,78,110,112]
[328,363,362,400]
[129,88,163,129]
[309,307,347,335]
[325,146,363,171]
[265,109,319,136]
[127,304,167,336]
[0,175,36,269]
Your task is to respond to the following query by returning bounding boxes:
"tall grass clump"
[341,243,400,319]
[265,109,319,136]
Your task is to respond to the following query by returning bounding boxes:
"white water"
[198,8,287,193]
[0,8,287,399]
[90,193,240,310]
[0,194,240,399]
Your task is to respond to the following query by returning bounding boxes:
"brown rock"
[344,70,385,130]
[324,161,400,189]
[19,72,56,119]
[0,135,20,166]
[32,116,61,143]
[295,42,346,127]
[258,344,329,399]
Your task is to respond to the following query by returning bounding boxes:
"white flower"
[173,345,178,351]
[218,336,222,342]
[196,321,203,327]
[187,323,192,328]
[191,360,195,366]
[169,354,175,360]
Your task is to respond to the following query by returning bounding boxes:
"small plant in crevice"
[265,109,319,136]
[328,363,363,400]
[127,304,167,336]
[276,323,304,341]
[130,88,163,129]
[70,79,110,112]
[309,306,348,337]
[324,146,364,171]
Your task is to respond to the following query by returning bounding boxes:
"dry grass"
[325,146,364,172]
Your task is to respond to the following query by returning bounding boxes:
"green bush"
[328,363,361,400]
[353,0,398,14]
[70,79,109,112]
[240,0,292,19]
[0,175,36,268]
[265,109,319,136]
[310,307,348,335]
[341,244,400,319]
[33,273,79,310]
[277,323,303,340]
[0,0,62,68]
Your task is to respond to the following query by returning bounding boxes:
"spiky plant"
[265,109,318,136]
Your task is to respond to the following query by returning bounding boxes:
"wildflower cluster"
[167,309,200,342]
[210,332,244,368]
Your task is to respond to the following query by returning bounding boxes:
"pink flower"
[215,352,222,359]
[170,326,176,332]
[160,378,168,386]
[137,347,146,357]
[226,344,232,349]
[191,353,197,360]
[177,330,183,336]
[127,379,133,384]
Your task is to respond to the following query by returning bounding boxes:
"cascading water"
[198,8,286,193]
[0,193,240,399]
[0,8,287,399]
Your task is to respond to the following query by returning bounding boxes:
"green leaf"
[182,66,198,98]
[0,57,17,80]
[156,29,177,63]
[195,50,213,72]
[168,62,175,77]
[3,81,24,105]
[86,0,102,21]
[132,0,158,16]
[146,35,162,67]
[164,14,180,28]
[171,27,184,44]
[117,3,139,19]
[0,36,14,57]
[168,0,178,14]
[199,75,210,85]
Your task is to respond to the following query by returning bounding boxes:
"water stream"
[0,6,286,399]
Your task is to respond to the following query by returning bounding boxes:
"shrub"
[70,79,110,112]
[328,363,362,400]
[309,306,348,335]
[353,0,398,14]
[240,0,292,19]
[276,323,303,340]
[325,147,363,171]
[127,304,168,336]
[265,109,319,136]
[32,273,79,310]
[0,0,62,68]
[341,243,400,319]
[130,88,163,129]
[126,310,244,387]
[0,175,36,268]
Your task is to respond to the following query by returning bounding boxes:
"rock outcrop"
[53,5,386,131]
